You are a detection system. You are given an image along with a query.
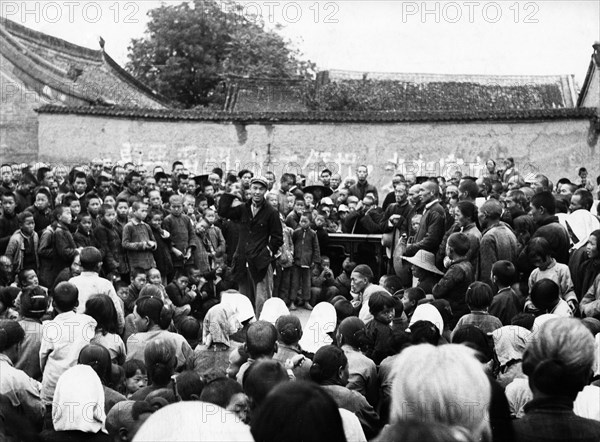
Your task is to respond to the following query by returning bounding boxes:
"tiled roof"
[315,70,578,112]
[0,17,169,108]
[36,104,597,124]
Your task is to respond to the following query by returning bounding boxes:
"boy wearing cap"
[0,319,45,430]
[218,177,283,317]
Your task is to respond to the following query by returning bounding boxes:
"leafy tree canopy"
[126,0,315,109]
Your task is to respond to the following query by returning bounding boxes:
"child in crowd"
[148,267,190,321]
[193,217,216,276]
[432,232,474,328]
[148,209,174,283]
[166,272,197,313]
[6,211,38,274]
[123,359,148,398]
[489,260,523,325]
[163,195,195,272]
[62,194,82,226]
[52,204,78,280]
[122,201,157,272]
[147,190,168,217]
[275,218,294,306]
[452,282,503,336]
[203,208,226,269]
[94,203,127,281]
[528,278,573,317]
[114,198,129,237]
[73,212,94,248]
[123,267,147,315]
[28,188,52,235]
[0,192,18,254]
[365,290,396,364]
[303,193,315,212]
[291,213,321,310]
[401,287,426,323]
[15,286,48,381]
[310,256,337,305]
[527,237,577,315]
[285,198,305,230]
[333,257,357,301]
[314,213,330,254]
[85,194,102,229]
[194,194,209,219]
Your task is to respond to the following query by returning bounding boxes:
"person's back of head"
[447,232,470,257]
[465,282,494,311]
[78,343,112,385]
[19,286,48,319]
[243,359,288,408]
[199,377,243,408]
[492,261,517,288]
[368,290,396,317]
[531,191,556,216]
[573,188,594,211]
[337,316,369,350]
[275,315,302,346]
[251,381,346,442]
[309,345,348,384]
[381,275,404,294]
[144,338,177,388]
[389,344,491,440]
[523,318,595,399]
[530,278,560,312]
[405,287,426,304]
[245,320,278,359]
[409,320,440,345]
[451,325,493,363]
[53,282,79,313]
[135,295,164,326]
[511,313,535,330]
[105,400,155,441]
[480,199,503,221]
[459,180,479,201]
[79,246,102,272]
[174,370,205,401]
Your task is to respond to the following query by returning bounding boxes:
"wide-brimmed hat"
[402,249,444,275]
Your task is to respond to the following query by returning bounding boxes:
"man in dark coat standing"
[218,176,283,317]
[404,181,446,258]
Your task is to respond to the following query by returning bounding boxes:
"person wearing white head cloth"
[41,364,109,441]
[220,290,256,325]
[491,325,532,388]
[408,303,445,335]
[259,297,290,324]
[299,302,337,354]
[133,401,253,442]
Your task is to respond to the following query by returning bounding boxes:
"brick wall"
[37,113,599,189]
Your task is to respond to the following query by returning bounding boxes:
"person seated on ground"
[172,370,204,401]
[489,260,524,326]
[490,325,531,389]
[188,302,242,378]
[526,279,572,318]
[122,359,147,399]
[130,338,177,401]
[332,257,357,301]
[513,318,600,442]
[400,287,426,324]
[402,250,443,295]
[452,282,502,338]
[105,400,155,442]
[349,264,388,323]
[236,320,279,385]
[309,345,380,439]
[388,344,492,441]
[273,315,313,380]
[199,377,249,423]
[364,291,395,365]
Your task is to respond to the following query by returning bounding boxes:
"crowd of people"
[0,156,599,441]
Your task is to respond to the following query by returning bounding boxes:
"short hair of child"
[52,205,67,221]
[492,260,517,287]
[99,204,114,217]
[200,377,243,408]
[466,282,494,310]
[447,232,470,256]
[368,290,396,316]
[17,211,33,225]
[19,286,48,319]
[116,198,129,208]
[131,201,146,212]
[527,237,551,261]
[381,275,404,294]
[135,296,164,325]
[130,267,147,280]
[1,192,15,202]
[405,287,426,303]
[294,198,305,206]
[148,209,163,220]
[53,282,79,312]
[114,280,128,293]
[169,195,183,205]
[77,212,92,223]
[530,278,559,310]
[178,316,200,343]
[409,320,440,345]
[275,315,302,346]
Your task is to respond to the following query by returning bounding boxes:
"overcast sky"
[2,1,599,86]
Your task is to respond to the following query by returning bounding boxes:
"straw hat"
[402,250,444,275]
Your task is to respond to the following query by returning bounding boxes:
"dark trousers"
[291,265,311,302]
[274,264,293,305]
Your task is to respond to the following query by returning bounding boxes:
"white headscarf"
[203,303,240,347]
[563,210,600,250]
[298,302,337,354]
[259,298,290,325]
[408,304,445,334]
[133,402,253,441]
[52,365,106,433]
[220,290,256,324]
[491,326,532,367]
